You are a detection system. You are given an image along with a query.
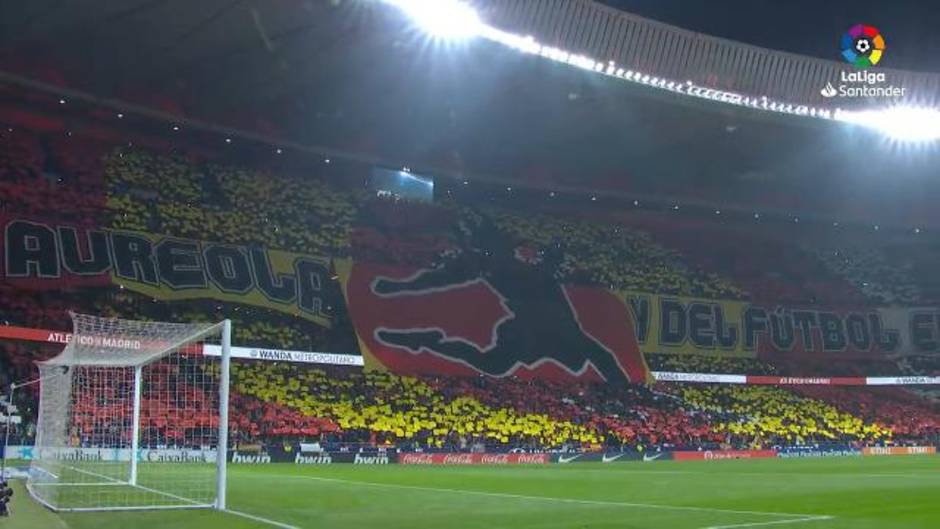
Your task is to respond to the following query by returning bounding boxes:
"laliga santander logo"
[841,24,885,68]
[821,25,903,100]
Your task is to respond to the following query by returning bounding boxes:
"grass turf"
[2,456,937,529]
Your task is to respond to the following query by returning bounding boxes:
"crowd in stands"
[898,355,940,377]
[3,101,940,456]
[645,354,776,375]
[0,342,59,444]
[0,128,105,223]
[5,350,936,451]
[771,357,902,378]
[427,375,717,449]
[792,386,940,444]
[672,384,891,446]
[625,215,868,306]
[488,208,744,299]
[352,197,457,267]
[103,148,357,256]
[44,358,224,449]
[230,392,339,443]
[231,363,602,450]
[3,123,940,347]
[225,361,937,452]
[815,246,922,305]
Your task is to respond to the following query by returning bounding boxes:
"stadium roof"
[598,0,940,75]
[1,0,939,222]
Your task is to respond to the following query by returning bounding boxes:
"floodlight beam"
[384,0,484,40]
[836,106,940,143]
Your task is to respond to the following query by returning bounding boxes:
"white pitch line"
[42,464,297,529]
[32,481,127,487]
[704,515,834,529]
[224,508,300,529]
[264,473,830,521]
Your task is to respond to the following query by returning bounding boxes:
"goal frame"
[26,317,232,513]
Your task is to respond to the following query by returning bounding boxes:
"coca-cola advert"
[399,453,549,465]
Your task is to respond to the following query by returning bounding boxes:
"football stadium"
[0,0,939,528]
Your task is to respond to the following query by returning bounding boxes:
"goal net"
[26,313,232,512]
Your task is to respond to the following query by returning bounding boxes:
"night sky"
[597,0,940,73]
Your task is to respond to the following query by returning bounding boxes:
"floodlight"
[837,106,940,142]
[385,0,483,40]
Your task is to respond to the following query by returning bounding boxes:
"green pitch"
[4,456,938,529]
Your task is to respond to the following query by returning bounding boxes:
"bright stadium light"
[381,0,940,131]
[385,0,483,40]
[836,106,940,142]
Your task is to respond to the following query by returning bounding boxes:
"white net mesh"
[27,313,228,512]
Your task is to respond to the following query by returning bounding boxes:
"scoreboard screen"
[370,167,434,203]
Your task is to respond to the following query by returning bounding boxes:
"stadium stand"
[792,386,940,443]
[815,246,921,304]
[644,354,777,375]
[487,208,744,298]
[4,0,940,524]
[623,214,869,306]
[672,384,891,445]
[1,105,939,455]
[816,243,940,305]
[231,362,602,450]
[103,147,357,255]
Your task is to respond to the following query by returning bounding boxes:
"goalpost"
[26,312,232,512]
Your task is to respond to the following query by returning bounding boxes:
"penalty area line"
[265,473,833,523]
[704,515,834,529]
[224,508,300,529]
